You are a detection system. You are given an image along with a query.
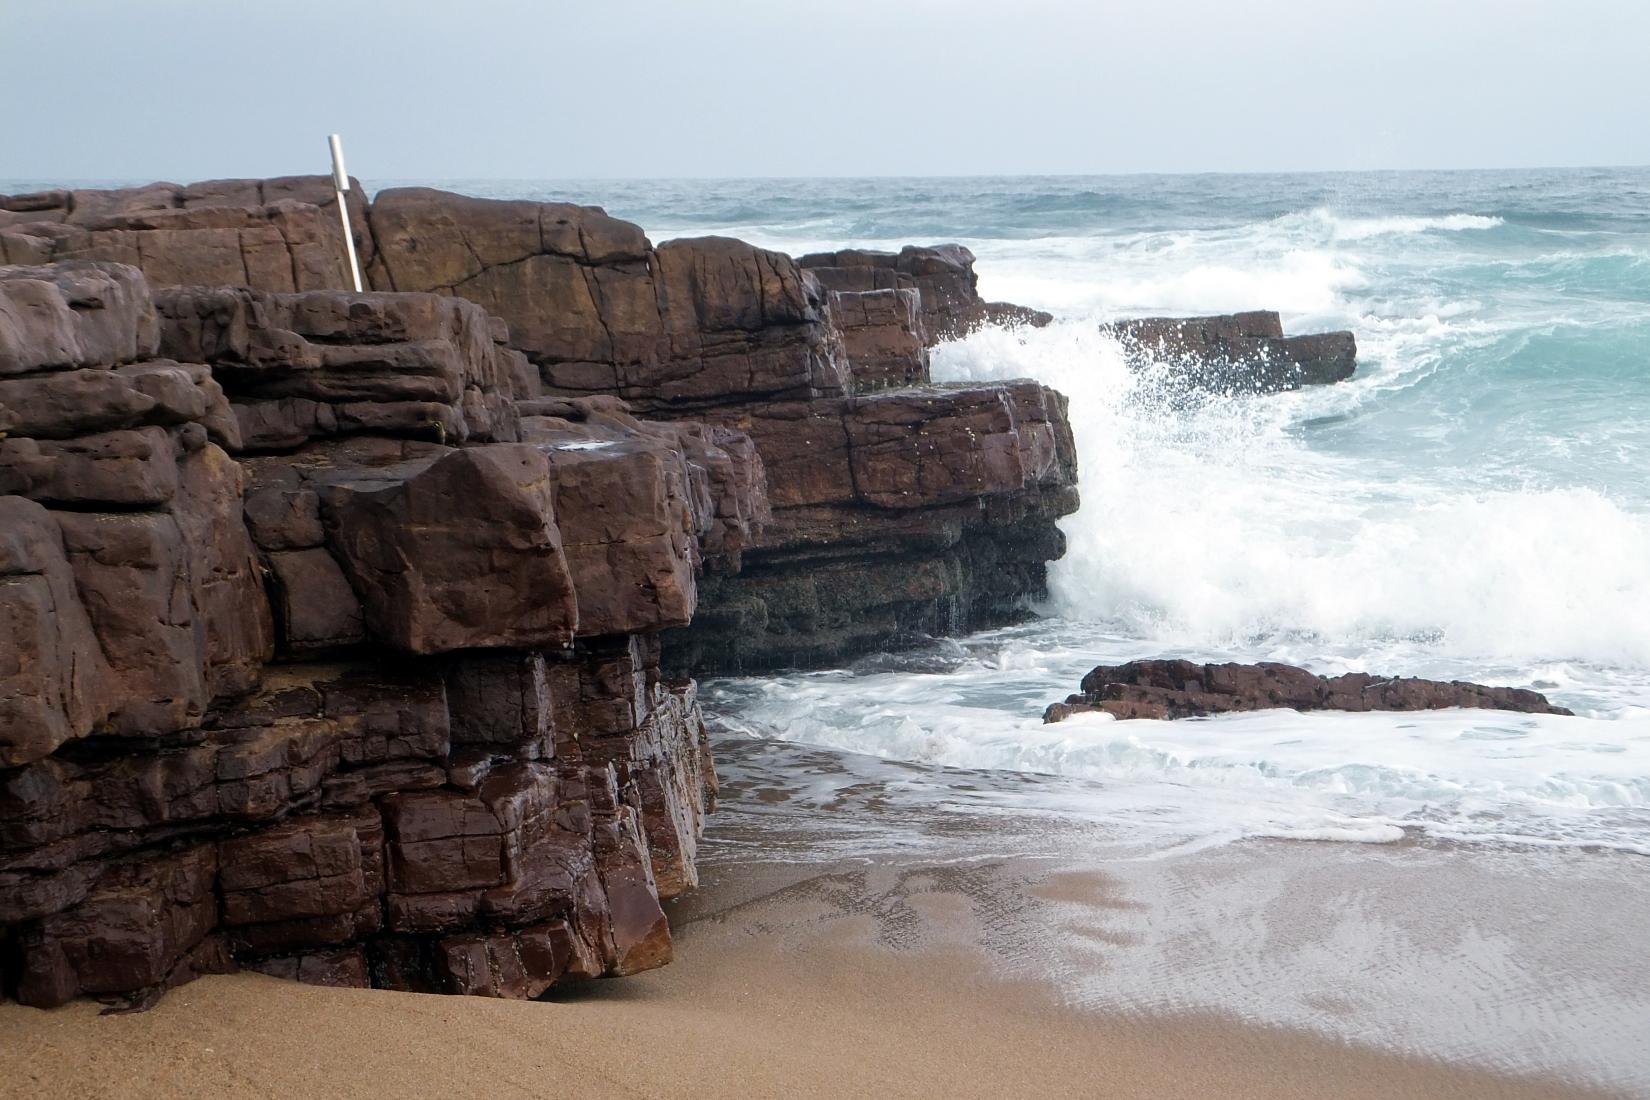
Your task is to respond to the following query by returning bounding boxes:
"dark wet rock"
[1107,311,1357,391]
[670,380,1078,672]
[1044,659,1575,722]
[849,637,974,676]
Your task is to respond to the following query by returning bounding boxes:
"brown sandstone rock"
[1044,659,1575,722]
[0,261,158,374]
[1108,311,1357,391]
[800,244,1049,344]
[321,445,577,654]
[831,288,930,391]
[0,498,119,766]
[0,177,1092,1009]
[0,427,181,506]
[0,178,372,295]
[14,844,223,1008]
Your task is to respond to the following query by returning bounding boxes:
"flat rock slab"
[1044,658,1573,722]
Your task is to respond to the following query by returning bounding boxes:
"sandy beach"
[3,735,1644,1100]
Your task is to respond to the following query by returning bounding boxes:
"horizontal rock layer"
[7,178,1087,673]
[0,258,746,1007]
[1044,659,1574,722]
[800,246,1053,344]
[1,177,1086,1006]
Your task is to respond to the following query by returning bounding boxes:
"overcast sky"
[4,0,1648,183]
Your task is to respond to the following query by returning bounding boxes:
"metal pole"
[328,133,364,292]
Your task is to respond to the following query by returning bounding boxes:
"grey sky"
[4,0,1648,182]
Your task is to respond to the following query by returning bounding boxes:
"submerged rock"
[1044,659,1574,722]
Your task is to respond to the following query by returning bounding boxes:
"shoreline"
[4,734,1645,1100]
[0,947,1625,1100]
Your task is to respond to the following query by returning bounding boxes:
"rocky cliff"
[0,257,757,1007]
[0,179,1079,1006]
[4,181,1081,676]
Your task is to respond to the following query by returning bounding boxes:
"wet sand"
[2,735,1645,1099]
[0,914,1625,1100]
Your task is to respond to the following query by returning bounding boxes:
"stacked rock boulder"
[0,177,1080,1005]
[799,245,1053,344]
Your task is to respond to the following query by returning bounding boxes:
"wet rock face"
[672,380,1079,672]
[1107,311,1357,392]
[1044,660,1574,723]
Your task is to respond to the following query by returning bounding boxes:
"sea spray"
[932,321,1650,670]
[483,167,1650,853]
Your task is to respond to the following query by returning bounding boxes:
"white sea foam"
[706,635,1650,855]
[684,188,1650,856]
[1290,208,1507,241]
[933,321,1650,670]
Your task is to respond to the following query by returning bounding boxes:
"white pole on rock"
[328,133,364,292]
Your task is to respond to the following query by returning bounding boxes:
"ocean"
[448,169,1650,860]
[20,169,1646,855]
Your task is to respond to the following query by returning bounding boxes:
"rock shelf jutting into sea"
[0,175,1367,1009]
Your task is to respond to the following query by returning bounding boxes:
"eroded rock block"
[0,261,157,374]
[14,845,221,1008]
[1108,311,1358,391]
[0,497,118,766]
[322,445,577,653]
[831,288,930,391]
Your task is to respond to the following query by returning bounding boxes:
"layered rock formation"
[1044,660,1573,723]
[0,177,370,291]
[2,179,1081,676]
[1107,311,1357,392]
[0,259,753,1007]
[1,177,1081,1006]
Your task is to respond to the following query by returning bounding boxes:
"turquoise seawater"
[436,169,1650,854]
[13,169,1647,852]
